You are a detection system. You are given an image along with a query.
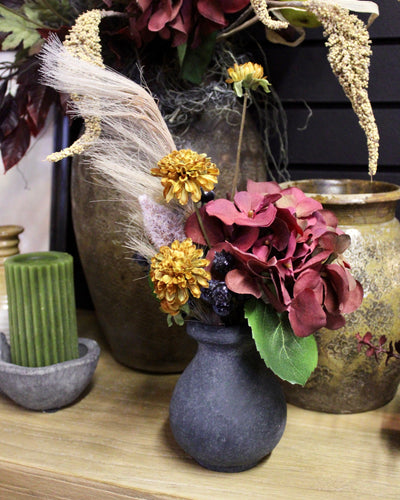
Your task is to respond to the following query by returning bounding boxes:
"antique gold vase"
[281,179,400,413]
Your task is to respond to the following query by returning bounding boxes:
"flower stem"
[194,204,211,248]
[231,91,248,199]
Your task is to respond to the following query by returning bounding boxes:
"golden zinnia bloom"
[150,238,211,316]
[226,62,271,97]
[226,62,264,83]
[151,149,219,205]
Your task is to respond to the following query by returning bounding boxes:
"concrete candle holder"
[0,332,100,411]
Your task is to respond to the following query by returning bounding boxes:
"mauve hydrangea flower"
[185,180,363,338]
[131,0,250,47]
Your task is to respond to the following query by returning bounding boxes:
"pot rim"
[279,179,400,205]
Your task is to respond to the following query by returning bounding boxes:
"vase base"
[196,456,268,473]
[283,381,399,414]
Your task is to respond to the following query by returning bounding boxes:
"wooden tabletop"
[0,310,399,500]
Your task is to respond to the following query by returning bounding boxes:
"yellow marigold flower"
[151,149,219,205]
[150,238,211,316]
[226,62,271,98]
[227,62,264,83]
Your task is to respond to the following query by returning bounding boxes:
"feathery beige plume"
[39,12,185,259]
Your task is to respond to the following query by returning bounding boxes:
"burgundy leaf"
[0,94,19,137]
[27,84,57,135]
[1,118,31,172]
[0,81,7,103]
[37,26,70,42]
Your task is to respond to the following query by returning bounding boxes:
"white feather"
[39,35,186,259]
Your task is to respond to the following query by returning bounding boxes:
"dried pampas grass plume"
[39,10,185,259]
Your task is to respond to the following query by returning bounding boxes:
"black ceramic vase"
[169,321,287,472]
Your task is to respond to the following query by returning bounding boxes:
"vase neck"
[186,321,253,348]
[324,201,397,225]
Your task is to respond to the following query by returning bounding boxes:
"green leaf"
[177,43,187,67]
[0,4,42,50]
[253,79,271,94]
[233,81,243,98]
[26,0,73,27]
[179,32,217,84]
[0,0,73,51]
[244,298,318,386]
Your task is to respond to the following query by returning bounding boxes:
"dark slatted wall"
[263,0,400,185]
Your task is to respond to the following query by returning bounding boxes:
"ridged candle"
[4,251,79,367]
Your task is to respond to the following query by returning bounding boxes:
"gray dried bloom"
[138,195,187,250]
[305,0,379,176]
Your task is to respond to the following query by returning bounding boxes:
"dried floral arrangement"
[0,0,379,178]
[39,9,364,385]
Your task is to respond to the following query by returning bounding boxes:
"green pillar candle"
[4,251,79,367]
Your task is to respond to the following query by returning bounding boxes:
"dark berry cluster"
[201,190,215,204]
[211,250,236,279]
[201,280,233,317]
[200,250,245,322]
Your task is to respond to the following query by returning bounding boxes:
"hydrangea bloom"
[185,180,363,338]
[132,0,251,47]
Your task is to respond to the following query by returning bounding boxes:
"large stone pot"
[281,179,400,413]
[71,159,196,373]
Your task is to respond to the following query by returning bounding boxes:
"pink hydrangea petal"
[234,191,253,213]
[237,203,277,227]
[219,0,251,13]
[320,209,339,229]
[137,0,153,10]
[293,268,323,298]
[206,199,240,225]
[319,232,351,254]
[246,179,281,195]
[225,269,262,298]
[231,226,259,251]
[278,187,323,217]
[252,243,270,262]
[289,288,327,337]
[185,206,226,246]
[197,0,227,24]
[325,263,363,314]
[295,197,324,218]
[324,311,346,330]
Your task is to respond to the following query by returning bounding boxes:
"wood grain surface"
[0,310,399,499]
